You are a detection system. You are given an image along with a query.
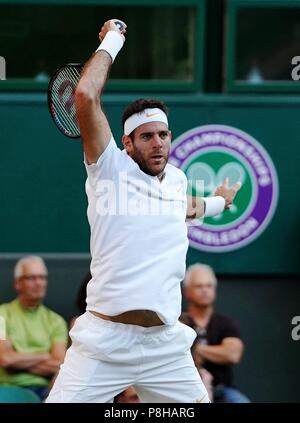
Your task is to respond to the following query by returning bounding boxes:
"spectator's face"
[123,122,171,176]
[117,386,140,403]
[185,269,216,307]
[15,261,48,302]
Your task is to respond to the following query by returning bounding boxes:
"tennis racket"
[48,20,125,139]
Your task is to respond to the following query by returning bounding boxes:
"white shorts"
[46,311,209,403]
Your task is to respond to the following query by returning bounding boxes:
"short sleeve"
[221,317,242,340]
[0,305,7,319]
[50,314,68,344]
[0,305,7,340]
[84,136,124,189]
[179,312,193,327]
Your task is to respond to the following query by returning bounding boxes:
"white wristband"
[95,30,124,63]
[204,196,226,217]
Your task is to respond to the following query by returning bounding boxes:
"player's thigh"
[135,351,210,403]
[46,346,130,403]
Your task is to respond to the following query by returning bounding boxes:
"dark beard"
[136,160,157,176]
[130,150,168,176]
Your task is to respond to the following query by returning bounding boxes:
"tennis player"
[46,19,241,403]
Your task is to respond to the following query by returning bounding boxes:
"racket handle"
[114,20,125,33]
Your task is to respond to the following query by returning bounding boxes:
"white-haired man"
[181,264,250,403]
[0,256,68,401]
[46,19,241,403]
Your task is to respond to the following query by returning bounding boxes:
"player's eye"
[142,134,151,140]
[160,132,168,139]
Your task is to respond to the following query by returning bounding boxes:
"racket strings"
[51,85,78,135]
[50,66,82,136]
[52,78,78,132]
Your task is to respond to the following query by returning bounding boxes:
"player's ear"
[122,135,133,153]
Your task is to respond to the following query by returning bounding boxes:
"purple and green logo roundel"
[169,125,279,252]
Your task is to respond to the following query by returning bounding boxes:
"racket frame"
[47,63,83,139]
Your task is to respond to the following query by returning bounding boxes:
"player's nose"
[152,134,163,148]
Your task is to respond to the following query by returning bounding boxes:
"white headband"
[124,108,168,136]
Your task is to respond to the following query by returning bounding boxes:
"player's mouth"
[150,154,164,162]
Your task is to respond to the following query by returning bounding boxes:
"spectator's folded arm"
[0,339,49,370]
[194,337,244,365]
[29,342,67,376]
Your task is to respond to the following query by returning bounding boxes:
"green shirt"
[0,299,68,387]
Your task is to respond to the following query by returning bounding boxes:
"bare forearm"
[75,21,125,163]
[186,196,205,219]
[75,51,112,163]
[29,358,61,377]
[1,352,49,370]
[29,342,67,377]
[77,51,112,98]
[194,344,239,365]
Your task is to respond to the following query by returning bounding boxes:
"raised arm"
[75,19,126,164]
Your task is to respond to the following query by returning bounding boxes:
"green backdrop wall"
[0,93,299,274]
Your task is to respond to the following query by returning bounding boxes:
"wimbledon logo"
[169,125,279,252]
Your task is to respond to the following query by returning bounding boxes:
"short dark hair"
[121,98,168,133]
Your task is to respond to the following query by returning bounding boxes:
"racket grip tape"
[114,20,125,33]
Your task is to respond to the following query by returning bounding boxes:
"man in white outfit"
[46,19,241,403]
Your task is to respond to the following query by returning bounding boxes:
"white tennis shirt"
[84,137,188,325]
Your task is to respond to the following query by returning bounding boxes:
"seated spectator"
[180,264,250,403]
[0,256,68,401]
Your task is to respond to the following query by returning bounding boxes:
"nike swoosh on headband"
[146,112,160,118]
